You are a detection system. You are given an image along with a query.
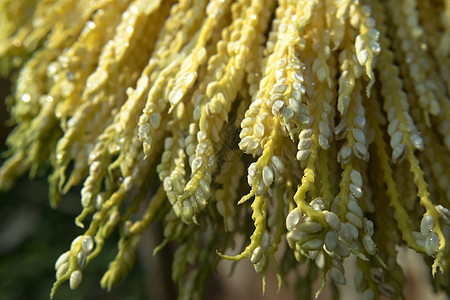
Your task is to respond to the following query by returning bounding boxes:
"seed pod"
[420,213,434,237]
[378,283,396,298]
[77,251,87,269]
[261,231,271,251]
[330,266,346,285]
[325,230,338,251]
[254,254,267,274]
[69,270,83,290]
[347,200,363,219]
[334,241,350,258]
[298,221,323,233]
[250,246,264,264]
[82,235,94,253]
[315,251,326,270]
[324,211,341,231]
[55,251,70,270]
[362,235,376,255]
[362,289,375,300]
[286,208,302,231]
[425,231,440,256]
[262,165,274,187]
[56,262,69,280]
[301,239,323,251]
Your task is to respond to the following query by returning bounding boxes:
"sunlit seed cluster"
[0,0,449,299]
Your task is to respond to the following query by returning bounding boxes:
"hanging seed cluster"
[0,0,449,299]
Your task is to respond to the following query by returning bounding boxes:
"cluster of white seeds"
[418,213,441,256]
[54,235,95,290]
[250,230,271,273]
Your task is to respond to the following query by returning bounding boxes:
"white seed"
[149,112,161,128]
[272,100,285,116]
[298,221,323,233]
[390,131,403,148]
[254,254,267,274]
[341,222,358,242]
[362,289,375,300]
[257,112,269,123]
[276,57,287,68]
[271,156,285,174]
[71,236,83,249]
[296,149,311,161]
[330,267,346,285]
[298,137,312,150]
[347,200,363,219]
[77,251,87,269]
[363,218,374,236]
[248,163,257,177]
[370,268,384,283]
[269,92,283,103]
[387,119,399,136]
[337,146,352,164]
[289,97,302,115]
[324,211,341,231]
[331,258,345,274]
[287,229,306,242]
[82,236,94,253]
[357,49,369,66]
[425,231,440,256]
[350,184,363,198]
[318,134,330,150]
[355,35,364,53]
[378,283,396,298]
[325,230,338,251]
[353,128,367,145]
[410,133,424,150]
[250,246,264,264]
[191,157,203,173]
[334,241,350,257]
[319,121,331,138]
[56,261,69,281]
[315,251,326,270]
[247,140,260,153]
[302,239,324,251]
[436,205,450,222]
[420,213,434,237]
[387,106,396,121]
[350,170,363,187]
[362,235,376,255]
[256,179,265,196]
[282,107,294,122]
[138,123,151,139]
[261,231,271,251]
[241,117,255,128]
[69,270,83,290]
[197,131,207,142]
[254,124,265,138]
[309,250,318,259]
[55,251,70,270]
[346,212,363,228]
[262,166,274,187]
[240,136,252,149]
[299,129,312,139]
[354,115,366,129]
[271,83,288,94]
[392,143,406,163]
[286,208,302,231]
[354,143,369,161]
